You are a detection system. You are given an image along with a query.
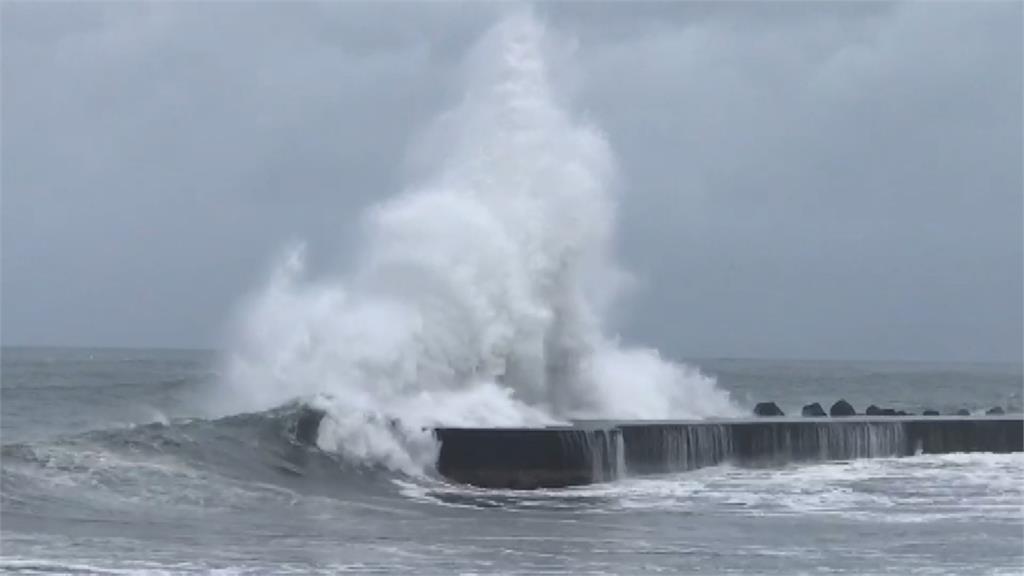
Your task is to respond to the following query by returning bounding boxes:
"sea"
[1,346,1021,575]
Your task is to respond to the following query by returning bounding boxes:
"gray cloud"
[2,2,1020,362]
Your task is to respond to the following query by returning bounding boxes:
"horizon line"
[1,343,1021,367]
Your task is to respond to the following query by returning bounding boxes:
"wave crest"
[216,11,738,474]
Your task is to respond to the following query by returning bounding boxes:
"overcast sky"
[2,2,1021,363]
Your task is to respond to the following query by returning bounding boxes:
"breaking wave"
[215,11,738,473]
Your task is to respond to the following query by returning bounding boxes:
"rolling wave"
[1,403,419,520]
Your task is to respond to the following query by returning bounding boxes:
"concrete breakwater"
[435,416,1023,489]
[434,427,624,489]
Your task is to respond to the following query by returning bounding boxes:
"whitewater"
[4,8,1023,576]
[216,12,738,473]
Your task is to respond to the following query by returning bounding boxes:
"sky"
[2,2,1021,363]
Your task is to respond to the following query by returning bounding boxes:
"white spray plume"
[220,11,739,474]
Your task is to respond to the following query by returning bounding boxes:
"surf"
[214,11,739,474]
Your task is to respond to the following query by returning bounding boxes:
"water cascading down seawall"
[434,416,1023,489]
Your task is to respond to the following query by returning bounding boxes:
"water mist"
[220,12,739,474]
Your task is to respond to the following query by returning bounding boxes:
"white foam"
[397,453,1024,523]
[215,10,738,473]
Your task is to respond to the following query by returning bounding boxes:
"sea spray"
[219,12,739,474]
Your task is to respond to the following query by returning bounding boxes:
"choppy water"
[2,347,1022,574]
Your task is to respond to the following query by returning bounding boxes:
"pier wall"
[434,416,1023,488]
[434,427,623,489]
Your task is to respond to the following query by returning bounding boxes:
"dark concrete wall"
[435,416,1022,489]
[904,418,1023,454]
[434,427,622,489]
[621,417,1023,475]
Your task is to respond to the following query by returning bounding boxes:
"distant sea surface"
[2,347,1022,574]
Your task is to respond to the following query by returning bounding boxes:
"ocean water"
[4,11,1023,575]
[2,346,1021,575]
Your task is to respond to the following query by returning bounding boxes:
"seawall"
[434,427,623,489]
[435,416,1023,489]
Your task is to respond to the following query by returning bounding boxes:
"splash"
[220,12,738,474]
